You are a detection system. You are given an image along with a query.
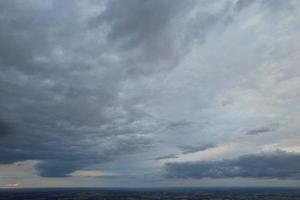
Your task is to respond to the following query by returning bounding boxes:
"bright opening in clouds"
[0,0,300,188]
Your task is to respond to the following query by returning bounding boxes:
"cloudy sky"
[0,0,300,188]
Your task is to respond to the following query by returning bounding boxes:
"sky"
[0,0,300,188]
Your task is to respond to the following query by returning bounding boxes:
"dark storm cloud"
[35,161,81,177]
[0,0,156,177]
[0,0,239,177]
[165,151,300,179]
[0,128,152,177]
[180,144,216,154]
[0,1,81,75]
[0,119,14,137]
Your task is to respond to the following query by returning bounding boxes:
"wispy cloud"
[180,144,216,154]
[155,154,178,160]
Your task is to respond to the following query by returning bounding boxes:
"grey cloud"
[0,1,81,75]
[100,0,188,49]
[165,151,300,179]
[246,127,272,135]
[234,0,256,11]
[0,0,158,177]
[0,119,14,137]
[246,123,279,135]
[180,144,216,154]
[0,0,237,177]
[261,0,296,12]
[0,130,152,177]
[234,0,296,12]
[155,154,178,161]
[35,160,81,178]
[93,0,239,76]
[167,120,192,129]
[94,0,189,75]
[0,0,299,182]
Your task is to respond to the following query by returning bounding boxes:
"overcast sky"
[0,0,300,188]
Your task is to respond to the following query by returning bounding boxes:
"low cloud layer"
[165,151,300,179]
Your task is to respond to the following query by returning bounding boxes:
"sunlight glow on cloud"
[0,183,20,188]
[70,170,120,177]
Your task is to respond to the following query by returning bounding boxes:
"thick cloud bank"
[165,151,300,179]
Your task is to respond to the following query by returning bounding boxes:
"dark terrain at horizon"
[0,187,299,200]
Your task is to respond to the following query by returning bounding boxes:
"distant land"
[0,187,300,200]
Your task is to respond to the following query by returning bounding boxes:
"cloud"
[0,119,14,137]
[0,0,299,185]
[167,120,192,129]
[155,154,178,160]
[9,135,152,177]
[91,0,239,76]
[35,161,80,178]
[70,170,119,177]
[165,151,300,179]
[246,123,280,135]
[246,127,272,135]
[0,0,239,178]
[0,183,20,188]
[0,0,158,177]
[180,144,216,154]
